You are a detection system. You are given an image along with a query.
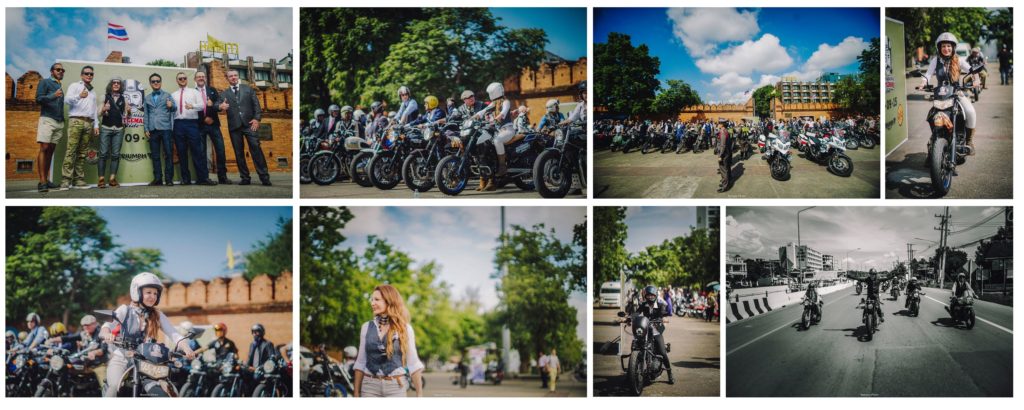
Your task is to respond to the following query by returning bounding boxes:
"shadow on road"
[887,153,938,198]
[672,358,719,369]
[892,309,916,317]
[930,317,964,329]
[594,341,621,356]
[838,326,875,342]
[593,375,635,397]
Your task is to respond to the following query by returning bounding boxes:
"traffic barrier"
[727,282,852,324]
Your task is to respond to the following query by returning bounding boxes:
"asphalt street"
[595,142,880,198]
[726,286,1012,397]
[593,307,720,396]
[886,63,1013,198]
[410,371,585,397]
[6,173,293,199]
[301,179,584,199]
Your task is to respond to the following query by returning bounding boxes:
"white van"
[956,42,970,59]
[599,281,621,308]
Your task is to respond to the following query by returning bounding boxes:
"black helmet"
[957,273,966,280]
[577,81,587,93]
[251,324,265,339]
[642,285,658,302]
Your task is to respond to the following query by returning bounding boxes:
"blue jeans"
[200,122,228,178]
[97,126,125,177]
[148,129,174,183]
[1000,67,1010,85]
[173,119,209,183]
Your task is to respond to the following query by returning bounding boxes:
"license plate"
[139,360,169,379]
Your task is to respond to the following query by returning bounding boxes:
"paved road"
[886,63,1013,198]
[726,286,1012,397]
[301,179,584,199]
[411,371,585,397]
[595,142,879,198]
[6,173,293,199]
[593,307,720,396]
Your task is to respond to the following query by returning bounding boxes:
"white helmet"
[486,82,504,100]
[353,109,366,121]
[130,272,164,306]
[343,346,358,358]
[397,86,410,97]
[545,99,560,113]
[935,32,958,49]
[178,321,194,334]
[80,315,97,326]
[25,312,41,324]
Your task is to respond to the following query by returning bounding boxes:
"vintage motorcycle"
[433,118,547,196]
[34,343,104,397]
[401,122,461,192]
[252,348,291,397]
[759,131,792,181]
[948,295,977,329]
[96,308,193,397]
[534,122,586,198]
[859,298,881,341]
[617,311,670,396]
[303,346,354,397]
[180,355,219,397]
[210,352,252,397]
[906,289,925,317]
[800,297,823,330]
[920,64,985,197]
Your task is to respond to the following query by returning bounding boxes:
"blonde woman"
[353,284,424,397]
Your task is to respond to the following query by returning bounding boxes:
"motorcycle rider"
[947,273,976,317]
[559,81,587,127]
[99,272,196,396]
[856,269,885,324]
[395,86,419,125]
[247,324,278,383]
[477,82,514,190]
[513,105,532,134]
[905,277,922,309]
[325,104,342,136]
[24,312,49,350]
[630,285,674,384]
[311,108,328,139]
[538,99,564,132]
[365,101,389,141]
[408,95,447,128]
[918,32,978,156]
[804,282,824,320]
[968,47,988,89]
[194,322,238,361]
[335,105,365,139]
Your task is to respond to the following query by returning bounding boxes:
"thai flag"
[107,22,128,41]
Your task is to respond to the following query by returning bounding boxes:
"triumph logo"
[120,153,152,162]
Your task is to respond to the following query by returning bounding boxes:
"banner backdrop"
[52,60,197,184]
[884,18,908,155]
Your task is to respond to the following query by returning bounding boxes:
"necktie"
[179,89,184,115]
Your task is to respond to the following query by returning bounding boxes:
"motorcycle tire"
[859,137,876,149]
[254,383,284,398]
[299,157,312,184]
[801,309,811,330]
[641,142,653,155]
[514,175,535,191]
[770,158,791,181]
[33,382,54,397]
[965,309,976,330]
[627,351,645,396]
[928,138,953,196]
[434,154,469,196]
[210,383,229,398]
[910,300,919,317]
[846,139,860,150]
[402,150,435,192]
[827,153,854,177]
[180,382,197,397]
[349,151,374,188]
[534,149,571,198]
[868,313,877,339]
[368,152,401,190]
[309,154,339,186]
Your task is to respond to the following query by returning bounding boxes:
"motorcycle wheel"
[325,382,348,397]
[828,153,854,177]
[299,156,312,184]
[253,383,283,397]
[368,152,401,190]
[348,151,374,188]
[928,138,953,196]
[801,309,811,330]
[641,142,652,155]
[211,383,228,397]
[180,382,196,397]
[434,154,469,196]
[514,174,535,191]
[770,158,791,181]
[402,150,434,192]
[534,149,571,198]
[868,313,877,340]
[627,351,645,396]
[846,139,859,150]
[859,137,876,149]
[33,382,54,397]
[911,300,919,317]
[309,154,339,186]
[965,309,976,329]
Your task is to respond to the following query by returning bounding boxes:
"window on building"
[253,70,270,81]
[277,72,292,83]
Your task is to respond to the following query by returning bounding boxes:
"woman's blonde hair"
[130,301,163,341]
[374,284,411,366]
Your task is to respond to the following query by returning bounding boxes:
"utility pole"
[935,207,951,288]
[500,207,511,374]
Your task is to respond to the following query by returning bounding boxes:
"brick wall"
[5,73,13,100]
[505,57,588,126]
[15,71,41,103]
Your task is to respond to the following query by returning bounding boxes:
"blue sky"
[342,206,586,341]
[95,207,291,282]
[595,8,880,103]
[622,207,697,254]
[6,8,292,78]
[491,8,586,60]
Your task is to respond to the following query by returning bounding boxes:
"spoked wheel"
[349,152,374,187]
[534,150,571,198]
[402,150,435,192]
[310,154,339,186]
[627,351,645,396]
[367,152,401,190]
[801,309,811,330]
[434,155,469,196]
[928,138,953,196]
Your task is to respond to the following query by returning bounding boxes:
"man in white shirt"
[61,65,99,190]
[170,71,216,185]
[538,352,549,389]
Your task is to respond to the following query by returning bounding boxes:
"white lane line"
[924,295,1013,335]
[727,294,848,356]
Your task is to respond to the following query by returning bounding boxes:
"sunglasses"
[150,80,161,84]
[82,72,94,76]
[53,68,65,73]
[177,77,187,81]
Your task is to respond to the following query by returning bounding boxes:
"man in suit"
[717,119,733,193]
[195,71,231,184]
[220,69,270,186]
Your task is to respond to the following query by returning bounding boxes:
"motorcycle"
[252,349,291,397]
[855,282,863,295]
[304,346,354,397]
[298,127,320,184]
[573,362,587,383]
[534,122,586,198]
[759,132,792,181]
[948,295,976,329]
[617,311,670,396]
[678,127,700,154]
[798,127,854,177]
[180,355,219,397]
[859,298,880,341]
[800,297,822,330]
[434,118,547,196]
[6,347,47,397]
[891,282,901,300]
[401,122,461,192]
[906,289,924,317]
[622,128,647,154]
[34,343,104,397]
[368,124,429,190]
[641,131,671,155]
[609,129,629,152]
[965,72,982,102]
[210,352,252,397]
[920,64,985,197]
[308,128,365,186]
[483,361,504,385]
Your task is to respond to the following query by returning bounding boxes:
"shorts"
[37,116,65,144]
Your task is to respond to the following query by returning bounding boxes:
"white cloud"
[726,215,768,257]
[711,72,753,93]
[695,34,793,76]
[666,8,760,57]
[804,36,867,72]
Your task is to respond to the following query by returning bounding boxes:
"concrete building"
[777,75,838,104]
[779,242,825,274]
[696,206,721,231]
[726,254,748,282]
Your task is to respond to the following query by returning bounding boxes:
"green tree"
[245,217,293,279]
[6,207,114,326]
[299,207,364,348]
[595,32,661,117]
[985,8,1013,50]
[146,59,179,67]
[87,248,165,311]
[594,207,629,296]
[887,8,993,57]
[6,207,44,255]
[650,79,702,119]
[494,224,586,367]
[752,85,776,119]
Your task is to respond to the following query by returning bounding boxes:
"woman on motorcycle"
[477,82,514,189]
[99,272,196,396]
[395,86,419,126]
[919,32,978,155]
[353,284,424,397]
[804,283,824,318]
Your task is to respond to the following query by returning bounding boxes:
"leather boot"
[965,128,976,155]
[97,176,106,189]
[483,177,498,191]
[496,154,508,177]
[476,177,487,191]
[109,175,120,187]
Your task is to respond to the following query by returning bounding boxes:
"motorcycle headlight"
[50,355,64,370]
[262,359,277,374]
[932,98,954,110]
[221,361,234,375]
[633,326,645,338]
[15,355,25,369]
[191,359,202,369]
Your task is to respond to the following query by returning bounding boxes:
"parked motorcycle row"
[595,115,879,180]
[7,313,291,397]
[300,104,586,199]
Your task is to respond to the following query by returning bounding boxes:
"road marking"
[924,295,1013,335]
[727,294,847,356]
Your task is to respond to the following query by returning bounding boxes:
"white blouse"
[353,321,425,377]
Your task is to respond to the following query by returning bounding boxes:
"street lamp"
[796,207,816,277]
[846,247,861,273]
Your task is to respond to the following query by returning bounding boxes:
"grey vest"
[115,305,148,343]
[364,321,403,376]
